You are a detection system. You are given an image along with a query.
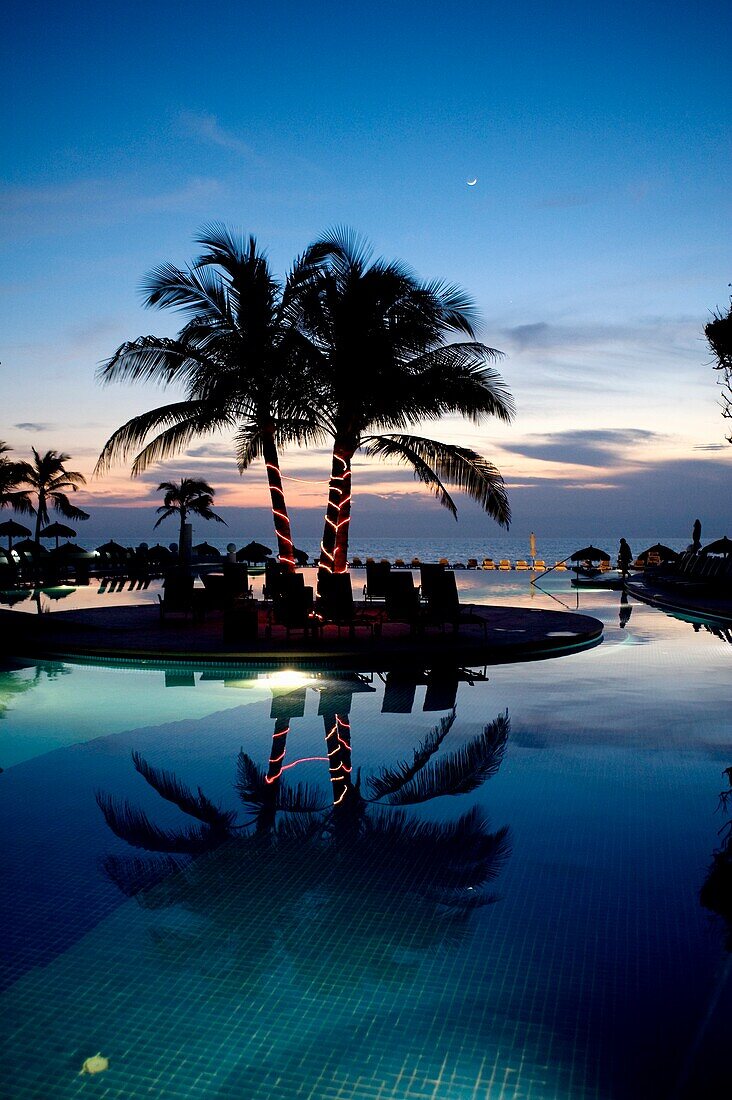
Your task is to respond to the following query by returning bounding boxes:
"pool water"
[0,576,730,1099]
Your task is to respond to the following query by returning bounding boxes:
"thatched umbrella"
[237,541,273,563]
[148,543,174,563]
[13,538,48,556]
[0,519,31,551]
[40,521,77,549]
[700,536,732,558]
[636,543,680,564]
[569,545,611,561]
[193,541,222,561]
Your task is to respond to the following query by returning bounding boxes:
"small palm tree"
[153,477,226,558]
[0,442,33,514]
[296,229,514,581]
[13,448,89,542]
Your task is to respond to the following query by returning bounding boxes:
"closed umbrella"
[692,519,702,551]
[529,531,537,564]
[0,519,31,551]
[40,522,77,549]
[237,541,273,563]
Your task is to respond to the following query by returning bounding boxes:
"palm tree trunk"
[317,445,350,595]
[34,491,45,543]
[179,509,186,563]
[333,451,354,573]
[261,430,296,572]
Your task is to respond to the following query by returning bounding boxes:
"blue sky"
[1,0,730,538]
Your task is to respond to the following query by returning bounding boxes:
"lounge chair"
[268,574,316,639]
[554,560,568,571]
[424,571,487,637]
[364,560,391,601]
[467,559,478,569]
[438,557,450,566]
[515,559,529,570]
[482,558,496,569]
[498,559,512,570]
[423,670,459,711]
[419,563,446,603]
[384,572,422,632]
[533,560,547,571]
[318,573,381,637]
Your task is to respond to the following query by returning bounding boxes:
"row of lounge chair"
[157,560,487,641]
[641,550,732,596]
[349,557,564,571]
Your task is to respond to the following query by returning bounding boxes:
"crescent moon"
[467,178,478,186]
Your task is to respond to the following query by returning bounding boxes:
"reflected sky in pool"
[0,576,730,1099]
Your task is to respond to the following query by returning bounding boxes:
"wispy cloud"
[0,176,223,238]
[180,111,267,167]
[14,421,54,432]
[501,428,665,468]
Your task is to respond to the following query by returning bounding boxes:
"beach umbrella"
[193,541,221,560]
[237,540,273,563]
[636,543,680,564]
[700,536,732,558]
[293,546,309,567]
[13,538,48,556]
[148,543,173,562]
[96,540,126,556]
[569,545,611,561]
[40,521,77,549]
[0,519,31,551]
[50,541,91,558]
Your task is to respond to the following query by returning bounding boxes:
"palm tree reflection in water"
[96,685,511,996]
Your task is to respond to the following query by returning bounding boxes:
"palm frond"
[102,853,185,897]
[378,711,510,804]
[235,751,270,812]
[131,751,237,831]
[276,780,330,814]
[48,494,90,521]
[98,336,215,387]
[366,712,456,800]
[95,792,219,853]
[363,434,510,527]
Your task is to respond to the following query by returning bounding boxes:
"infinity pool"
[0,576,730,1099]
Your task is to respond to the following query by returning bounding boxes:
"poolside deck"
[0,601,603,669]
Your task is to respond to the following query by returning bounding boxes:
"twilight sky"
[2,0,730,539]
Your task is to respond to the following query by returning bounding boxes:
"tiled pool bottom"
[0,592,730,1099]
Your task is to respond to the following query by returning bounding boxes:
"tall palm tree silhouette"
[13,448,89,543]
[295,229,514,579]
[95,227,323,568]
[153,477,226,559]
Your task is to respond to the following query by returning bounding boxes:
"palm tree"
[95,226,323,569]
[705,297,732,442]
[153,478,226,559]
[0,442,33,514]
[295,229,515,582]
[13,448,89,543]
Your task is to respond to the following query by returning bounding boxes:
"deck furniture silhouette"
[158,573,196,622]
[318,573,381,637]
[384,572,422,632]
[364,560,391,601]
[424,570,488,637]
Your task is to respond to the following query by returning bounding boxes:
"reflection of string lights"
[265,755,329,783]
